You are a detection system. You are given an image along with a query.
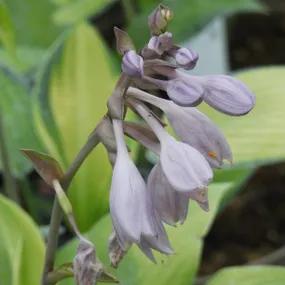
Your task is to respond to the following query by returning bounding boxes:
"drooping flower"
[127,87,232,168]
[148,164,189,225]
[130,100,213,192]
[110,119,155,249]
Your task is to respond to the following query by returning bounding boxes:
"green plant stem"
[121,0,135,24]
[0,113,20,203]
[47,269,73,285]
[42,130,100,285]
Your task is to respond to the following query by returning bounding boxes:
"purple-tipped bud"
[147,32,173,55]
[148,4,173,35]
[172,47,199,70]
[203,75,255,116]
[122,50,144,77]
[148,164,189,225]
[166,77,204,106]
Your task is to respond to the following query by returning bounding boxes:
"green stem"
[121,0,135,24]
[0,113,20,203]
[42,130,100,285]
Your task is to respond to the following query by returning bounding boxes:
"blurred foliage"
[53,0,115,26]
[0,194,44,285]
[34,23,117,232]
[0,1,16,58]
[129,0,263,48]
[4,0,60,47]
[57,183,231,285]
[0,68,43,177]
[206,266,285,285]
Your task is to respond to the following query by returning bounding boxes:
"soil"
[199,162,285,275]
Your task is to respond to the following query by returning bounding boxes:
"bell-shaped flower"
[148,164,189,225]
[130,100,213,192]
[169,47,199,70]
[122,50,144,77]
[127,87,232,168]
[110,119,155,250]
[203,75,255,116]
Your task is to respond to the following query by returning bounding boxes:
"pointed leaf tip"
[21,149,64,186]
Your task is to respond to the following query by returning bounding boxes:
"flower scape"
[100,4,256,265]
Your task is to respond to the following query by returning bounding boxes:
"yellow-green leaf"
[206,266,285,285]
[34,23,117,231]
[0,194,45,285]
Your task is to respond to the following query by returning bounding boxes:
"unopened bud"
[121,50,144,77]
[147,32,173,55]
[173,47,199,70]
[148,4,173,35]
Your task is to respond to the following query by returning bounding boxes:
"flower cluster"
[101,4,255,264]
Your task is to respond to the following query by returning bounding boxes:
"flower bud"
[203,75,255,116]
[121,50,144,77]
[172,47,199,70]
[147,32,173,55]
[148,4,173,35]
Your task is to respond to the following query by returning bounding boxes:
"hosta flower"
[110,119,155,249]
[203,75,256,116]
[122,50,144,77]
[127,87,232,168]
[148,164,189,225]
[131,100,213,192]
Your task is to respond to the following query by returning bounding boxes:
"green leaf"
[0,68,43,177]
[201,67,285,164]
[4,0,60,47]
[129,0,262,48]
[53,0,115,26]
[0,1,16,57]
[206,266,285,285]
[34,23,117,231]
[57,182,232,285]
[0,194,45,285]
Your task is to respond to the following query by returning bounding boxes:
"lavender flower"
[131,100,213,192]
[110,119,155,249]
[148,164,189,225]
[147,32,173,55]
[127,87,232,168]
[203,75,256,116]
[122,50,144,77]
